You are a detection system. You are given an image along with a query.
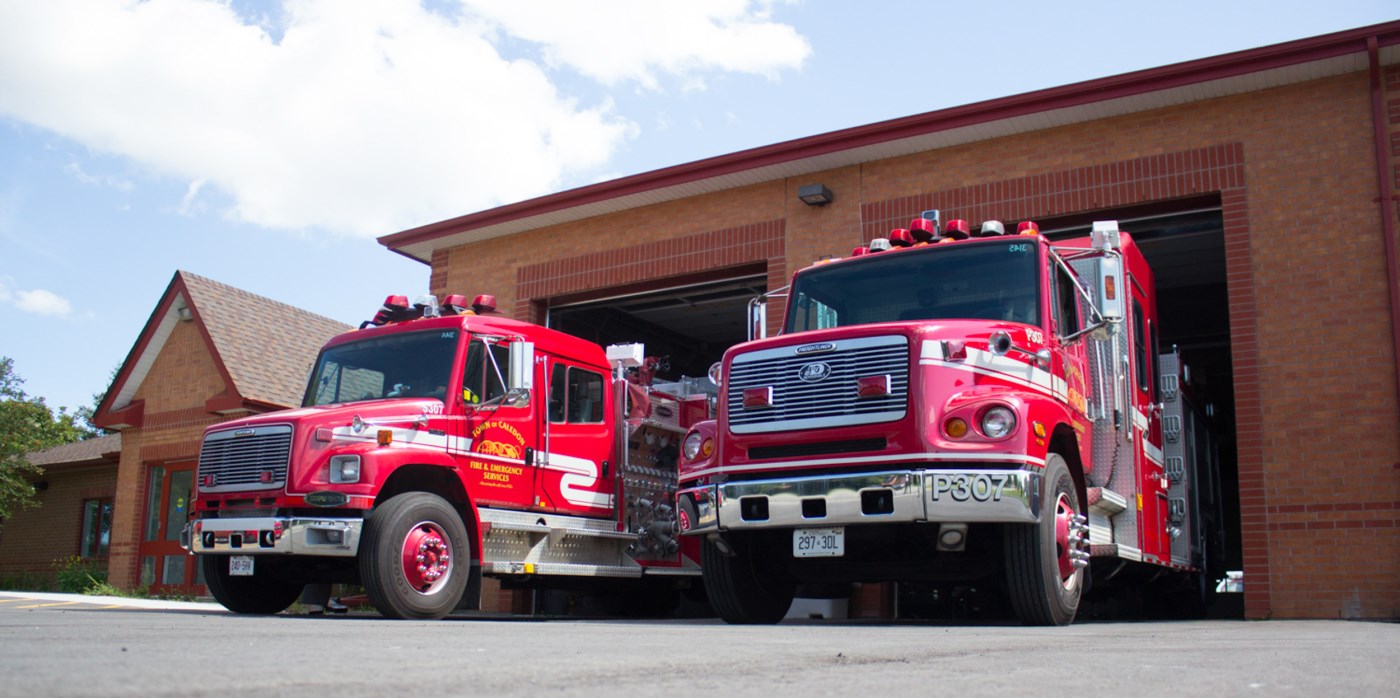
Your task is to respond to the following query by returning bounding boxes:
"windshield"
[785,240,1041,332]
[303,329,460,407]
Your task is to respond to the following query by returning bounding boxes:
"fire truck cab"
[677,214,1222,625]
[185,294,700,619]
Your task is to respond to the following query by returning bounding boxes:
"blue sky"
[0,0,1394,415]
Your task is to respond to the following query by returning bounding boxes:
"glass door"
[139,461,201,594]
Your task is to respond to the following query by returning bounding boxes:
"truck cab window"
[549,364,605,424]
[785,241,1040,332]
[1133,298,1149,392]
[1053,264,1080,337]
[461,341,509,405]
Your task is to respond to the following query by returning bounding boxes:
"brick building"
[379,23,1400,619]
[0,434,121,582]
[88,271,348,593]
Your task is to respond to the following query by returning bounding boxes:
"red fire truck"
[676,214,1224,625]
[183,295,702,619]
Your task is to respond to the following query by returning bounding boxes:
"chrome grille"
[198,424,293,493]
[727,335,908,434]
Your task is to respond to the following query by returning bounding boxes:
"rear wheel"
[201,555,303,615]
[702,533,794,624]
[359,492,469,620]
[1005,453,1086,626]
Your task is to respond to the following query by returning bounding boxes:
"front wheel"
[201,554,303,615]
[702,533,794,624]
[1004,453,1086,626]
[359,492,470,620]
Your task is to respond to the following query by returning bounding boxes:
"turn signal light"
[377,429,393,446]
[945,418,969,439]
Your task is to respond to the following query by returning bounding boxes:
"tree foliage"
[0,357,89,523]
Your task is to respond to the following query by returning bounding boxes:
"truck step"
[1086,487,1127,514]
[483,561,644,578]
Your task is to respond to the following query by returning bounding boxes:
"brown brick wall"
[432,69,1399,619]
[0,466,117,580]
[108,319,231,589]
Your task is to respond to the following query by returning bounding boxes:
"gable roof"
[379,20,1400,263]
[93,271,351,430]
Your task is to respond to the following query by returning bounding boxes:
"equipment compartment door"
[535,360,616,517]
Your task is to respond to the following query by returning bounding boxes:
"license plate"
[793,527,844,558]
[229,555,254,576]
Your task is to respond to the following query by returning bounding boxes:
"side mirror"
[508,340,534,391]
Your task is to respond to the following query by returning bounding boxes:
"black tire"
[201,554,303,615]
[1005,453,1084,626]
[359,492,470,620]
[702,533,794,624]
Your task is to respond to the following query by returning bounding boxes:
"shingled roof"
[26,433,121,468]
[93,271,352,429]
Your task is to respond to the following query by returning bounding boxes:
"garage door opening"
[546,272,767,382]
[1043,198,1242,579]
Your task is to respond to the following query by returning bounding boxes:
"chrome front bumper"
[677,467,1042,535]
[182,517,363,558]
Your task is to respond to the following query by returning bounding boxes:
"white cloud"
[462,0,811,90]
[0,0,809,239]
[4,285,74,317]
[64,161,135,192]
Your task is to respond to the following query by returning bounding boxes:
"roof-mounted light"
[943,219,970,240]
[869,238,892,252]
[888,228,914,248]
[1017,221,1041,236]
[471,294,497,315]
[979,220,1007,237]
[909,217,938,242]
[851,246,870,256]
[441,294,469,316]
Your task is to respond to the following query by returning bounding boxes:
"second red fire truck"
[676,214,1224,625]
[183,295,706,619]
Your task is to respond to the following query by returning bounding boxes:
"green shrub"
[52,555,107,594]
[0,570,50,591]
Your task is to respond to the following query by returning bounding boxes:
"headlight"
[329,454,361,483]
[683,431,704,460]
[981,406,1017,439]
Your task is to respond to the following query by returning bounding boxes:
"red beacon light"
[1017,221,1041,236]
[851,246,870,256]
[909,218,939,242]
[471,294,498,315]
[943,219,970,240]
[441,294,469,316]
[362,294,414,328]
[978,220,1007,237]
[887,228,914,248]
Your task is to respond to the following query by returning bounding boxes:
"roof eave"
[378,20,1400,262]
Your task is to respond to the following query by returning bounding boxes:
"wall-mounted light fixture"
[798,184,834,206]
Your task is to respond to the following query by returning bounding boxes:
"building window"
[80,498,113,558]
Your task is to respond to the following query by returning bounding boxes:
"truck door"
[534,359,616,518]
[455,337,536,510]
[1130,285,1169,561]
